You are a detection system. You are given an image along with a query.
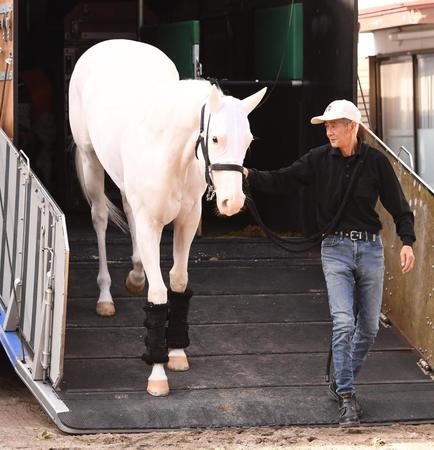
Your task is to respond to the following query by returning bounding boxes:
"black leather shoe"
[328,381,362,417]
[338,393,360,427]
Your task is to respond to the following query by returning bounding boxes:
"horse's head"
[203,85,267,216]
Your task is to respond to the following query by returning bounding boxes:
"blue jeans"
[321,235,385,395]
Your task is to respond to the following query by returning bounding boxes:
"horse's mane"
[175,79,221,106]
[150,79,217,128]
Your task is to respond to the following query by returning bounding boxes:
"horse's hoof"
[96,301,115,317]
[168,355,190,372]
[147,379,170,397]
[125,275,145,295]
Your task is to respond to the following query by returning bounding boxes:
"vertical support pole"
[192,44,202,80]
[41,271,53,380]
[32,250,54,381]
[138,0,144,38]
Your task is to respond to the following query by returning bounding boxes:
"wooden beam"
[360,2,434,32]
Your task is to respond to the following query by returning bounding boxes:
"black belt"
[324,230,378,242]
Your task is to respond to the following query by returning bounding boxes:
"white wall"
[372,25,434,54]
[357,56,370,128]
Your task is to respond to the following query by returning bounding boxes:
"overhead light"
[389,29,434,41]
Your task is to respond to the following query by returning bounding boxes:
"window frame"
[371,48,434,174]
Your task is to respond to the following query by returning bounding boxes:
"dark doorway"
[17,0,356,234]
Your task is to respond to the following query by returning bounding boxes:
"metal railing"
[0,129,69,388]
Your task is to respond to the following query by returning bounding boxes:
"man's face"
[324,119,354,149]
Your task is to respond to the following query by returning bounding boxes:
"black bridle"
[195,102,368,254]
[195,104,244,201]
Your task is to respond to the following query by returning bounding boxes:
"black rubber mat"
[68,263,326,298]
[66,293,330,328]
[61,350,428,393]
[69,235,321,263]
[64,322,411,360]
[58,383,434,431]
[58,235,434,432]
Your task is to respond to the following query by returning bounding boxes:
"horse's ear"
[208,84,222,113]
[241,87,267,115]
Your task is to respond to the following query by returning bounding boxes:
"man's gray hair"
[341,118,359,135]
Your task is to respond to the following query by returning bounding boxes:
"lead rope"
[325,341,333,383]
[245,145,368,384]
[195,101,366,382]
[243,145,367,253]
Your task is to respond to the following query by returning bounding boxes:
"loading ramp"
[1,127,434,432]
[55,229,434,432]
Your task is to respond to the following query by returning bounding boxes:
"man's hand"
[242,167,249,178]
[400,245,415,273]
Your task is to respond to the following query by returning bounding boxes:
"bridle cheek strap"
[195,104,244,201]
[209,164,244,174]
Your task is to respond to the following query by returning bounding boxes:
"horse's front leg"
[134,212,170,396]
[122,193,146,294]
[167,201,201,372]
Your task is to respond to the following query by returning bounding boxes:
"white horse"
[69,39,266,396]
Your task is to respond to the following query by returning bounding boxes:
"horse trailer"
[0,0,433,432]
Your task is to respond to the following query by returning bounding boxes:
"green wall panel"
[255,3,303,80]
[142,20,200,79]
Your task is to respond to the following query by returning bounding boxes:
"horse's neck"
[174,80,212,127]
[162,80,212,168]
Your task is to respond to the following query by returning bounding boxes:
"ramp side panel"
[0,138,9,307]
[360,125,434,369]
[0,127,70,387]
[1,144,12,306]
[19,172,70,385]
[50,213,69,387]
[3,144,19,309]
[0,144,25,315]
[8,150,25,309]
[21,180,43,349]
[0,305,27,366]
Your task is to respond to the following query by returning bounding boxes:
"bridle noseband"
[195,104,244,201]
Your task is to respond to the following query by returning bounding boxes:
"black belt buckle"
[350,230,362,241]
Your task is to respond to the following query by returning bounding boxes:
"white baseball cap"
[311,99,361,124]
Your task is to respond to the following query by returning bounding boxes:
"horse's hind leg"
[77,147,115,316]
[121,193,146,294]
[167,200,201,371]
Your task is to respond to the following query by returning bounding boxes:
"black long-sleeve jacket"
[248,141,416,246]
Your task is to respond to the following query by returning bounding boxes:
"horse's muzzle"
[217,194,246,216]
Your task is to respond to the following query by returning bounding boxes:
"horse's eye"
[212,136,218,144]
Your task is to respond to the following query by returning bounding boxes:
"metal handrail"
[397,145,414,170]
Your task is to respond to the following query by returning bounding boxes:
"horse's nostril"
[222,199,230,210]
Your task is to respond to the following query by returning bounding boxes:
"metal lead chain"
[206,185,216,201]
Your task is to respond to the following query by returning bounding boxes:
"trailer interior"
[17,0,357,233]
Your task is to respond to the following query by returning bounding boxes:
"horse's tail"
[74,143,129,233]
[106,199,129,234]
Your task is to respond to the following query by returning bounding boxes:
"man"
[244,100,415,426]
